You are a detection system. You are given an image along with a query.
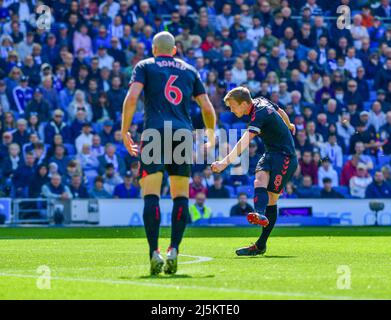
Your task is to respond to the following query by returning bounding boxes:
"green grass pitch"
[0,226,390,300]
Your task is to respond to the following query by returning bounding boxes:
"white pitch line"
[20,254,215,271]
[0,272,376,300]
[178,254,214,265]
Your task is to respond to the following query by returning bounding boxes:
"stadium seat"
[219,112,233,125]
[369,91,377,102]
[363,101,372,111]
[334,186,350,198]
[236,185,254,198]
[64,143,76,156]
[378,155,391,169]
[132,112,144,125]
[225,185,236,198]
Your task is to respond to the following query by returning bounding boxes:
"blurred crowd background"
[0,0,391,206]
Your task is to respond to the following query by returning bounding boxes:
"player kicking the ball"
[211,87,297,256]
[122,31,216,275]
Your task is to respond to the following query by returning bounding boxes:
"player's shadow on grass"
[129,274,215,280]
[235,255,296,259]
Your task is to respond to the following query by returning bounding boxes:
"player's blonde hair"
[224,86,252,105]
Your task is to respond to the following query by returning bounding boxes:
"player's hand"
[123,132,138,156]
[289,123,296,135]
[211,161,227,173]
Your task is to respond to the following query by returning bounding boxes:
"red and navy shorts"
[255,152,298,194]
[138,128,192,178]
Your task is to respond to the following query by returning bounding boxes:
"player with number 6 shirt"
[121,31,216,275]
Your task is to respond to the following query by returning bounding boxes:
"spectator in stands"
[365,171,391,199]
[368,101,386,133]
[230,192,254,216]
[382,165,391,185]
[68,89,93,122]
[113,171,139,199]
[281,182,298,199]
[300,151,318,185]
[75,122,93,154]
[62,160,83,186]
[90,176,112,199]
[189,192,212,223]
[380,111,391,154]
[0,131,13,161]
[28,164,49,198]
[48,144,70,176]
[102,163,123,195]
[350,141,374,171]
[337,113,355,149]
[41,173,73,200]
[59,77,76,111]
[318,157,339,188]
[12,118,29,148]
[320,134,343,169]
[77,143,99,181]
[98,143,126,176]
[44,109,70,145]
[100,120,115,146]
[207,174,230,198]
[189,171,207,198]
[202,166,214,188]
[69,174,89,199]
[349,163,373,198]
[12,151,36,197]
[90,134,105,158]
[297,175,320,198]
[25,88,50,122]
[320,177,344,199]
[2,143,21,179]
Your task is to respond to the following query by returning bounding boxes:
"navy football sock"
[143,195,161,258]
[256,205,277,249]
[253,187,269,214]
[170,197,189,251]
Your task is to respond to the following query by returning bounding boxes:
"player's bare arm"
[277,108,296,135]
[121,82,143,156]
[211,130,257,173]
[195,93,217,148]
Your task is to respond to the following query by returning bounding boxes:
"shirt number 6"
[164,75,183,105]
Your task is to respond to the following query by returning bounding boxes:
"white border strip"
[0,272,376,300]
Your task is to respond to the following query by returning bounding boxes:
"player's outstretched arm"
[211,130,257,173]
[195,93,217,147]
[121,82,143,156]
[277,108,296,135]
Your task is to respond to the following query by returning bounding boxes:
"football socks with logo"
[143,194,161,258]
[170,197,189,250]
[253,187,269,214]
[256,205,277,249]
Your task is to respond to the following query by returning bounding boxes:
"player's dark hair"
[224,86,252,105]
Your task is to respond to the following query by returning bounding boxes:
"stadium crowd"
[0,0,391,204]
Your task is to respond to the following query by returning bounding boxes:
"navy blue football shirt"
[130,56,206,130]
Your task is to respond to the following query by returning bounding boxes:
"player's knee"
[254,174,267,188]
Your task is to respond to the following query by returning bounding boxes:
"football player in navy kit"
[121,32,216,275]
[212,86,297,256]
